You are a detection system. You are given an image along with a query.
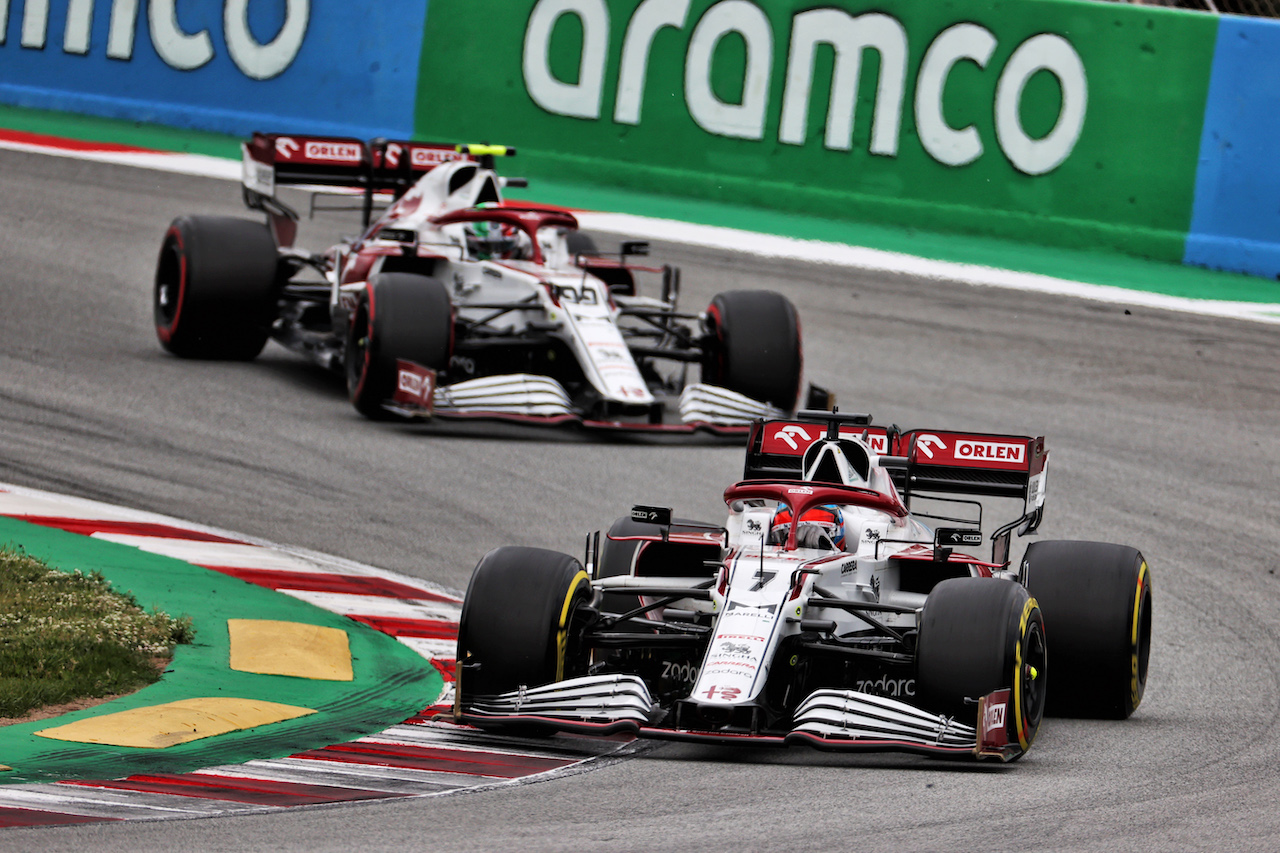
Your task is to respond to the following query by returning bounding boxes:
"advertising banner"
[0,0,428,138]
[415,0,1217,261]
[1185,16,1280,279]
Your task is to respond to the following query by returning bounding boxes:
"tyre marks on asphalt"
[0,485,631,827]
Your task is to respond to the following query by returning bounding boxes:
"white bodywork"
[327,159,779,424]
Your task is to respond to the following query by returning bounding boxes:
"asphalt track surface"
[1,146,1278,852]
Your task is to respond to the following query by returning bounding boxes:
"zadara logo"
[521,0,1086,175]
[8,0,310,81]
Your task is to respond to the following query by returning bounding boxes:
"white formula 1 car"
[455,411,1153,761]
[153,135,824,432]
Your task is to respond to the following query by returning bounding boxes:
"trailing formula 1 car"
[153,134,823,432]
[454,411,1153,761]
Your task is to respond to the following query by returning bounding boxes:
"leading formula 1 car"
[454,411,1153,761]
[153,135,823,432]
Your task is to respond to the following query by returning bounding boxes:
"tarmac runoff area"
[0,484,633,827]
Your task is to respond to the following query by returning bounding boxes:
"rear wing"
[242,133,477,198]
[744,412,1048,522]
[240,134,514,231]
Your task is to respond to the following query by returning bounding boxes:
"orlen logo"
[305,142,362,163]
[772,425,813,451]
[956,440,1025,463]
[983,701,1007,733]
[413,148,466,167]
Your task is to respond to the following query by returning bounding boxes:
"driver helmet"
[770,504,846,550]
[465,220,523,260]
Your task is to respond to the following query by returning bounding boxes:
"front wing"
[386,366,778,436]
[455,675,1023,762]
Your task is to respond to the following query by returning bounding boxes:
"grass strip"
[0,548,194,719]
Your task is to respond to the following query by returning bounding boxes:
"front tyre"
[702,290,802,410]
[345,272,453,420]
[456,546,592,710]
[154,216,279,359]
[916,578,1047,758]
[1022,540,1152,719]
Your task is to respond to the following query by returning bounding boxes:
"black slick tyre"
[702,290,802,410]
[154,216,279,359]
[345,272,453,419]
[1022,540,1152,719]
[916,577,1047,757]
[456,546,591,707]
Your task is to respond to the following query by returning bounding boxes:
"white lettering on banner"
[150,0,214,71]
[64,0,92,54]
[20,0,48,49]
[780,9,905,155]
[3,0,308,80]
[107,0,139,59]
[521,0,1088,175]
[616,0,691,125]
[684,0,772,140]
[915,23,996,167]
[524,0,610,119]
[225,0,310,80]
[995,34,1087,176]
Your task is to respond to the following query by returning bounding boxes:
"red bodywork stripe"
[60,773,403,806]
[292,742,573,777]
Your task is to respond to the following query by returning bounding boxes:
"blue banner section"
[1185,16,1280,280]
[0,0,427,139]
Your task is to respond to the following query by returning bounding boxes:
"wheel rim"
[1018,618,1048,746]
[346,304,372,399]
[1024,617,1044,722]
[154,235,184,331]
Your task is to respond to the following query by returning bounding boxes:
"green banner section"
[0,518,442,785]
[416,0,1216,261]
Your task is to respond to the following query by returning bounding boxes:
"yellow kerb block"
[35,698,315,749]
[228,619,354,681]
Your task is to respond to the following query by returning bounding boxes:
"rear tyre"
[345,272,453,420]
[596,516,647,615]
[456,547,592,707]
[702,290,802,410]
[154,216,279,359]
[1022,540,1152,719]
[917,578,1047,757]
